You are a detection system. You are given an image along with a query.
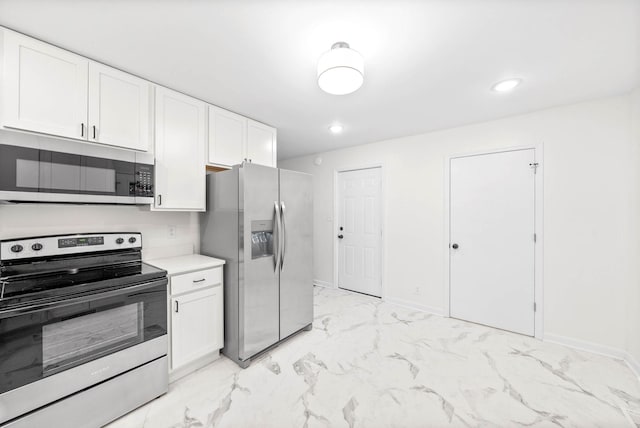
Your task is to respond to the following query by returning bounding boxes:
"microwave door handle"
[273,201,281,272]
[0,279,166,318]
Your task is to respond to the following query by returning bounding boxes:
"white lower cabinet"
[170,286,223,370]
[149,259,225,381]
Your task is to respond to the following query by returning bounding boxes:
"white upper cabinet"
[207,106,277,168]
[208,105,246,167]
[2,30,88,140]
[88,62,150,151]
[246,119,277,167]
[154,86,206,211]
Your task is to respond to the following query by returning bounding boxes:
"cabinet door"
[246,119,277,167]
[88,62,150,151]
[208,105,246,167]
[154,86,206,210]
[2,31,88,140]
[170,286,223,370]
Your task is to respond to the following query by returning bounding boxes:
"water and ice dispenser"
[251,220,274,259]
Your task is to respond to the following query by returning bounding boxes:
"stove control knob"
[116,238,125,245]
[128,237,137,244]
[31,243,43,251]
[10,244,23,253]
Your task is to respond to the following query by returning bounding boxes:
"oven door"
[0,279,167,423]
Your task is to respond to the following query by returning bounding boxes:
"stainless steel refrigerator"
[200,163,313,368]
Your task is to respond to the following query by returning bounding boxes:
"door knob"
[338,234,344,239]
[451,243,459,249]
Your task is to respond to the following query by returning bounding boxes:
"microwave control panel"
[134,164,154,197]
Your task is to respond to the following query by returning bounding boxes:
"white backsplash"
[0,203,199,260]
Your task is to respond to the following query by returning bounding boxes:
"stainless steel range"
[0,233,169,428]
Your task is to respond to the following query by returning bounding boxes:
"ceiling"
[0,0,638,160]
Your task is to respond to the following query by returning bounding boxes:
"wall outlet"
[168,225,177,239]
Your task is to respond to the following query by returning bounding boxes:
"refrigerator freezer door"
[278,169,314,338]
[239,164,280,360]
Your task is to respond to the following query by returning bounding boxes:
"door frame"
[443,144,544,339]
[333,164,385,298]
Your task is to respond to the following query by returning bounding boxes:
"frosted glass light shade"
[317,42,364,95]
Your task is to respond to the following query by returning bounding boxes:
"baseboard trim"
[544,333,640,380]
[313,279,335,289]
[384,296,445,317]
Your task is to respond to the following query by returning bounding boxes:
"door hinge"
[529,162,539,174]
[534,302,537,312]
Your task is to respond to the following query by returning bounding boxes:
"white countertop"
[146,254,226,276]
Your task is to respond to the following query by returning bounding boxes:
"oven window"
[42,303,142,374]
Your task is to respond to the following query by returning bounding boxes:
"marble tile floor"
[108,287,640,428]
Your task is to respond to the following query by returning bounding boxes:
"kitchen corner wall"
[627,86,640,373]
[0,204,200,261]
[279,94,640,364]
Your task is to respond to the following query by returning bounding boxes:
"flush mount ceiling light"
[329,124,344,134]
[317,42,364,95]
[492,78,522,92]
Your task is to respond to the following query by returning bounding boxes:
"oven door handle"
[0,278,167,318]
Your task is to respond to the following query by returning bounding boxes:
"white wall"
[0,204,199,261]
[280,94,638,354]
[627,87,640,371]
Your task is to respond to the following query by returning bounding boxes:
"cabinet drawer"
[170,267,222,295]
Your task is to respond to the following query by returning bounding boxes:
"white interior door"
[337,167,382,297]
[450,149,535,336]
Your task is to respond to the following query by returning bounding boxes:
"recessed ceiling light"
[329,124,343,134]
[318,42,364,95]
[492,78,522,92]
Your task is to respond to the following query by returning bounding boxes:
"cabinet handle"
[175,300,179,313]
[93,125,96,139]
[81,123,85,137]
[158,194,162,206]
[193,278,206,283]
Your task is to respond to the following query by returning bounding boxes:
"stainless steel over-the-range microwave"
[0,144,154,204]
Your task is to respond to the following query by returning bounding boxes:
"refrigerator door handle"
[274,201,282,272]
[280,202,286,270]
